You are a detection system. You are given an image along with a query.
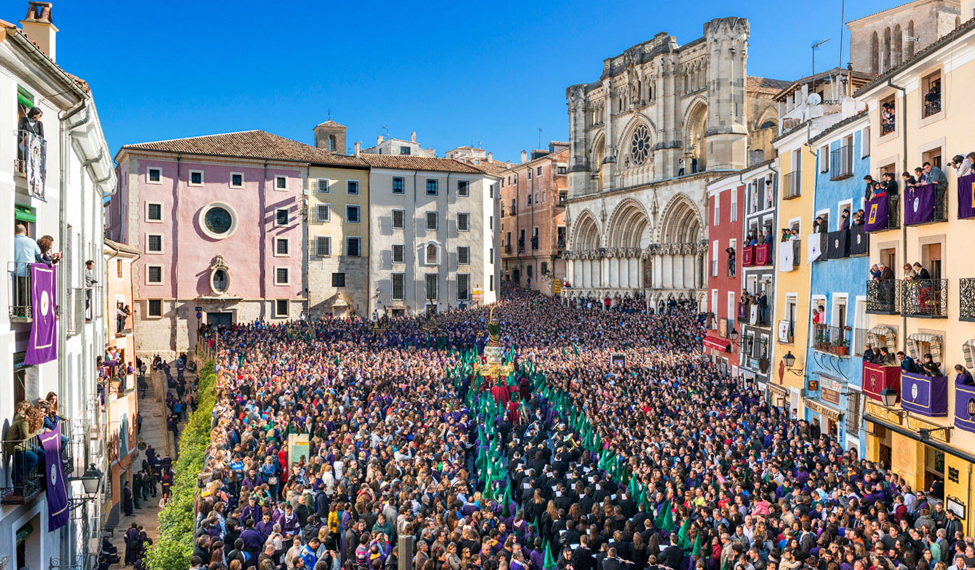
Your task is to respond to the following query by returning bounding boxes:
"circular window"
[211,269,229,294]
[198,203,238,239]
[630,125,652,166]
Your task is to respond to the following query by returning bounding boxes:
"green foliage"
[145,361,217,570]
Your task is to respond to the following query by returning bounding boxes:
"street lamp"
[880,387,898,408]
[67,463,103,511]
[729,327,739,342]
[783,351,796,368]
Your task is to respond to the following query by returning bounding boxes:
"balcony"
[960,278,975,321]
[737,303,749,321]
[777,319,795,344]
[755,243,772,266]
[863,362,900,402]
[901,278,947,318]
[866,280,899,314]
[14,130,48,199]
[531,237,539,251]
[783,172,801,200]
[517,239,525,253]
[923,93,941,118]
[829,146,853,181]
[792,239,800,267]
[509,206,517,216]
[881,111,896,136]
[556,239,566,251]
[865,194,900,231]
[1,432,45,504]
[812,324,852,357]
[504,244,512,254]
[742,246,756,267]
[7,261,33,321]
[904,184,948,225]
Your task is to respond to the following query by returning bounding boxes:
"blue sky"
[45,0,896,163]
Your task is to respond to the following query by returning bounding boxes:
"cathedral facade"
[562,17,787,311]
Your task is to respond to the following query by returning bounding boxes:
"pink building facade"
[108,131,312,356]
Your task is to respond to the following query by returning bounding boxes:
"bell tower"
[313,120,348,154]
[703,17,749,171]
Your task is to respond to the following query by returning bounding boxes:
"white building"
[0,3,116,569]
[361,131,436,157]
[361,154,499,315]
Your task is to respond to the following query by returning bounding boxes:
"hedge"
[145,361,217,570]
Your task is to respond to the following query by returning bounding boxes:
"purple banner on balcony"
[864,195,889,232]
[904,183,935,225]
[955,383,975,434]
[900,372,948,417]
[40,425,69,532]
[25,263,57,365]
[958,173,975,220]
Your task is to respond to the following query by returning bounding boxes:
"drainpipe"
[413,171,418,313]
[887,78,908,350]
[261,161,268,321]
[445,173,451,310]
[174,155,182,354]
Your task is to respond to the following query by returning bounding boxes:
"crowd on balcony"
[4,392,68,501]
[738,290,769,325]
[178,288,975,570]
[117,301,133,333]
[950,154,975,177]
[881,101,896,135]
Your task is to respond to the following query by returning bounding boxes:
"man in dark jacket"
[661,534,684,570]
[572,536,596,570]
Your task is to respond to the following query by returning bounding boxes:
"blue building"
[802,112,871,455]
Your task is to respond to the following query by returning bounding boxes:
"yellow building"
[856,14,975,536]
[305,136,371,318]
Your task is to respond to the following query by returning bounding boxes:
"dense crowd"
[182,288,974,570]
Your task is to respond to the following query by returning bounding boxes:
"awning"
[806,399,843,421]
[703,335,731,353]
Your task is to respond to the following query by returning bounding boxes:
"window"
[426,179,438,195]
[426,211,438,230]
[490,274,495,291]
[230,172,244,188]
[275,267,290,285]
[713,196,720,225]
[730,188,738,222]
[316,204,330,222]
[489,215,494,230]
[458,180,470,196]
[147,168,162,184]
[116,259,123,279]
[457,213,470,232]
[489,184,495,199]
[392,177,405,194]
[275,208,289,226]
[711,240,719,277]
[528,170,533,180]
[458,246,470,265]
[819,146,830,173]
[880,94,896,136]
[147,299,163,317]
[711,290,718,319]
[347,180,359,195]
[275,238,289,256]
[425,273,438,301]
[392,209,405,229]
[147,265,163,284]
[346,205,361,223]
[332,273,346,287]
[346,237,362,257]
[392,244,405,263]
[391,273,405,300]
[527,265,533,278]
[425,243,440,265]
[274,300,289,318]
[457,273,471,301]
[275,176,287,190]
[541,261,549,275]
[200,203,238,239]
[527,194,533,205]
[147,234,163,253]
[189,170,204,186]
[316,236,331,256]
[921,70,942,118]
[317,178,330,193]
[146,202,162,222]
[861,127,870,158]
[557,166,567,174]
[489,247,494,262]
[400,146,411,155]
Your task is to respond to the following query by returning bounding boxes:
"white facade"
[361,132,436,158]
[365,160,498,315]
[0,7,116,569]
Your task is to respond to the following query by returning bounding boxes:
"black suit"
[572,546,595,570]
[603,557,622,570]
[661,545,683,570]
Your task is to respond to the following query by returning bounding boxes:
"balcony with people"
[866,265,899,314]
[900,267,947,318]
[864,173,900,231]
[2,395,73,505]
[902,162,948,225]
[115,301,133,336]
[15,106,47,200]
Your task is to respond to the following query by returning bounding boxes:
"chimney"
[520,151,527,164]
[20,2,57,61]
[410,131,417,143]
[377,135,384,145]
[487,152,493,163]
[354,142,361,157]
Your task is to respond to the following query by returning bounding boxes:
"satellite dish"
[807,93,822,106]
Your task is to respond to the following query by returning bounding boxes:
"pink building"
[108,131,319,356]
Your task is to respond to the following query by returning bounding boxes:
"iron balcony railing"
[901,278,947,318]
[783,171,801,200]
[14,129,47,178]
[792,239,801,267]
[812,324,852,357]
[867,279,899,314]
[504,244,512,254]
[2,432,45,504]
[923,92,941,118]
[531,237,539,250]
[881,110,896,135]
[830,146,853,180]
[961,278,975,322]
[556,239,566,251]
[7,261,33,320]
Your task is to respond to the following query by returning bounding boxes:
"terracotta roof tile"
[120,130,368,167]
[747,76,793,94]
[359,154,485,174]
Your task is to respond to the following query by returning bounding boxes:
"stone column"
[609,257,620,289]
[602,79,615,190]
[662,253,673,289]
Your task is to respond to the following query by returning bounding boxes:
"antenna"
[838,0,845,68]
[811,38,830,77]
[538,128,543,149]
[327,108,332,121]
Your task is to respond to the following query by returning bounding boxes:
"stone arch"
[883,27,892,72]
[683,97,709,171]
[893,24,903,67]
[571,210,601,251]
[871,31,880,74]
[907,21,916,58]
[590,133,606,192]
[606,199,652,249]
[617,114,657,170]
[658,193,704,245]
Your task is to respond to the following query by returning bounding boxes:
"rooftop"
[359,154,487,174]
[747,76,793,95]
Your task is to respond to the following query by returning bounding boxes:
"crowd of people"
[179,287,975,570]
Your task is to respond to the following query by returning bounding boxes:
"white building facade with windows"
[362,155,499,316]
[0,4,116,569]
